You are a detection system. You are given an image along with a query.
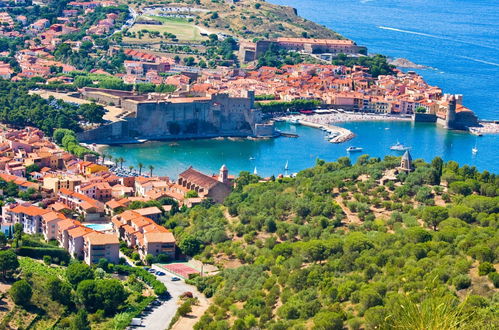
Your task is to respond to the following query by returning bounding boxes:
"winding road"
[139,265,207,330]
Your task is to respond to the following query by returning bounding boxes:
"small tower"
[445,95,456,128]
[218,164,229,184]
[399,150,414,173]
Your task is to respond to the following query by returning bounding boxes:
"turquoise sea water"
[103,122,498,178]
[104,0,499,177]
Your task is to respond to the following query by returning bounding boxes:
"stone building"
[78,89,273,142]
[177,166,231,203]
[239,38,366,63]
[398,150,413,173]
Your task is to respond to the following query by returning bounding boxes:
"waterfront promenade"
[278,112,412,144]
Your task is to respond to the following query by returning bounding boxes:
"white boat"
[390,141,411,151]
[472,147,478,154]
[253,167,258,175]
[284,160,289,171]
[346,146,363,152]
[249,157,255,160]
[288,118,299,124]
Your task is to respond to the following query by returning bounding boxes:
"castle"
[77,88,275,143]
[239,37,366,63]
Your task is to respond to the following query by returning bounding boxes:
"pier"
[297,120,355,143]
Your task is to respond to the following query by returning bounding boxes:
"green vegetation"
[0,80,81,134]
[166,156,498,329]
[257,43,303,68]
[332,54,396,77]
[0,250,162,329]
[53,128,98,159]
[126,17,205,42]
[256,99,321,113]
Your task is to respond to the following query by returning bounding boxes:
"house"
[83,232,120,264]
[134,206,162,223]
[43,175,82,194]
[139,231,176,260]
[67,225,94,258]
[111,209,176,261]
[41,211,66,241]
[58,188,105,221]
[2,204,50,235]
[57,218,81,249]
[76,181,112,201]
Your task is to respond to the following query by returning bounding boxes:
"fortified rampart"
[77,89,273,143]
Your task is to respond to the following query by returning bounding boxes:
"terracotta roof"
[135,206,162,216]
[10,205,50,217]
[178,167,220,190]
[85,232,118,245]
[144,231,175,244]
[67,225,93,238]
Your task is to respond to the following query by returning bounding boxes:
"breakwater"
[297,120,355,143]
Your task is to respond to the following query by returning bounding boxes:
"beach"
[278,112,412,125]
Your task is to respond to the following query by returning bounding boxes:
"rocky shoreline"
[388,57,431,69]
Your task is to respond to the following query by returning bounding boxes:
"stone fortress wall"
[77,88,274,143]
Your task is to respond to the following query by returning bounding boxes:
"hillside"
[128,0,344,41]
[168,156,499,329]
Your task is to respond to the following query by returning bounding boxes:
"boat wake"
[457,56,499,67]
[377,26,499,51]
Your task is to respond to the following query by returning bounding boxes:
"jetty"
[297,120,355,143]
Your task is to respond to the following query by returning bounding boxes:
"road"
[140,265,205,330]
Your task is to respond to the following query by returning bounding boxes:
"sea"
[103,0,499,177]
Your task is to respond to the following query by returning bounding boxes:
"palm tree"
[118,157,125,169]
[138,162,144,176]
[129,165,134,172]
[101,154,106,164]
[148,165,154,177]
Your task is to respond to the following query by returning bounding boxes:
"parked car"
[143,267,150,271]
[130,318,142,326]
[155,271,165,276]
[171,276,181,281]
[152,300,162,306]
[148,268,156,273]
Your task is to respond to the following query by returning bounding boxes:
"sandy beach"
[278,112,412,125]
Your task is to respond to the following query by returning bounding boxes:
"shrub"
[17,246,70,264]
[67,262,95,286]
[478,262,496,276]
[453,275,471,290]
[43,255,52,265]
[488,272,499,288]
[9,279,32,306]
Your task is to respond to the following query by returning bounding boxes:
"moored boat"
[346,146,363,152]
[390,141,411,151]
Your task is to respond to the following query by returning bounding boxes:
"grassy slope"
[128,0,344,41]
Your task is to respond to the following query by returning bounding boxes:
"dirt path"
[335,196,362,225]
[171,295,211,330]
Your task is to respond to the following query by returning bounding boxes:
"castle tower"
[445,95,456,128]
[219,164,228,184]
[399,150,413,173]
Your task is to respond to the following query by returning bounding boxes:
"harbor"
[102,120,499,179]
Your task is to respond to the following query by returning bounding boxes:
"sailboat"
[253,167,258,175]
[284,160,289,171]
[472,139,478,154]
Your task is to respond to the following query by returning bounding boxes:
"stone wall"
[413,113,437,123]
[77,92,270,143]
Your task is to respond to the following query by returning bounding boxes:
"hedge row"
[113,265,168,296]
[16,247,71,264]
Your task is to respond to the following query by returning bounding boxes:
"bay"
[104,0,499,177]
